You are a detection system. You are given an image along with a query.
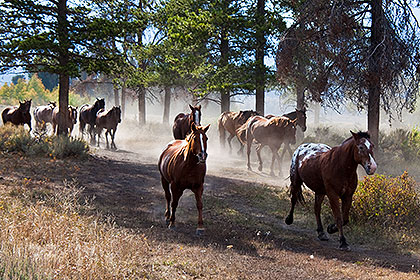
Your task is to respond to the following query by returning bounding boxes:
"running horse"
[79,98,105,143]
[240,116,297,176]
[285,131,377,251]
[172,104,201,139]
[1,99,32,131]
[51,105,78,135]
[34,101,56,131]
[218,110,260,154]
[158,123,210,235]
[95,106,122,150]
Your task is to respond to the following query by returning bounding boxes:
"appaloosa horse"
[240,116,297,176]
[172,104,201,139]
[285,131,377,251]
[159,123,210,235]
[79,98,105,143]
[34,101,56,131]
[218,110,260,154]
[51,105,78,135]
[2,99,32,131]
[95,106,121,150]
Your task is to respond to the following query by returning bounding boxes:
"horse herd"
[1,98,122,149]
[2,99,378,251]
[163,104,377,251]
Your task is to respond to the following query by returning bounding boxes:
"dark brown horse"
[2,99,32,131]
[51,106,78,135]
[172,104,201,139]
[218,110,260,154]
[285,131,377,250]
[266,108,307,160]
[34,102,56,131]
[159,123,210,235]
[95,106,121,150]
[241,116,297,176]
[79,98,105,143]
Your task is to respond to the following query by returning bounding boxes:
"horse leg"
[227,134,234,154]
[79,122,85,139]
[237,143,244,156]
[193,185,204,235]
[168,187,183,229]
[246,138,252,171]
[111,127,117,150]
[285,181,302,225]
[161,177,171,225]
[326,193,349,251]
[256,144,263,172]
[315,194,328,241]
[269,146,278,176]
[105,130,110,149]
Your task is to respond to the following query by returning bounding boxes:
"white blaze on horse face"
[365,154,377,175]
[363,138,371,150]
[199,134,205,154]
[195,110,200,125]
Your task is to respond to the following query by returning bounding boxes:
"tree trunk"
[114,85,120,107]
[138,86,146,125]
[121,85,126,119]
[368,0,383,146]
[220,27,230,113]
[57,0,69,135]
[255,0,266,115]
[163,86,171,124]
[314,102,320,125]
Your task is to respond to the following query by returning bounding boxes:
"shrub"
[303,126,345,147]
[351,172,420,229]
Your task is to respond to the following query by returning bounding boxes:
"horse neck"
[283,111,297,120]
[332,139,358,171]
[183,135,198,164]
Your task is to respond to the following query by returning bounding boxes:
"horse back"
[172,113,191,139]
[2,106,19,124]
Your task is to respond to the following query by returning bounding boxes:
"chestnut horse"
[2,99,32,131]
[285,131,377,251]
[172,104,201,139]
[241,116,297,176]
[52,106,78,135]
[159,123,210,235]
[95,106,121,150]
[218,110,260,154]
[79,98,105,143]
[34,102,56,131]
[266,108,307,160]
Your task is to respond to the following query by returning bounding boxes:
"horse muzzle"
[363,156,377,175]
[197,152,207,164]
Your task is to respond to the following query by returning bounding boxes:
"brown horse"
[218,110,260,154]
[172,104,201,139]
[2,99,32,131]
[95,106,121,150]
[34,102,56,131]
[242,116,297,176]
[79,98,105,143]
[285,131,377,251]
[51,106,78,135]
[158,123,210,235]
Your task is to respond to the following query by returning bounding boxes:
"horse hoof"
[247,166,252,171]
[339,243,350,251]
[258,166,263,172]
[317,232,329,241]
[270,171,275,177]
[327,224,338,234]
[165,219,170,226]
[168,223,176,230]
[196,228,205,235]
[285,216,293,225]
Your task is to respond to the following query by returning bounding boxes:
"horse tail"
[289,146,305,204]
[218,113,226,147]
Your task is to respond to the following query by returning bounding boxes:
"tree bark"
[220,27,230,113]
[368,0,383,146]
[255,0,266,115]
[121,85,126,119]
[138,86,146,125]
[314,102,320,125]
[57,0,69,135]
[114,85,120,107]
[163,86,171,124]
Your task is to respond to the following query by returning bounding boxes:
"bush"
[351,172,420,229]
[303,126,344,147]
[0,124,89,158]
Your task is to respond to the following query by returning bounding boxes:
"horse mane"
[268,116,289,126]
[342,131,371,144]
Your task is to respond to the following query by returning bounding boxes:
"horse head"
[238,110,260,125]
[351,131,377,175]
[70,106,78,124]
[187,122,210,164]
[49,101,57,108]
[94,98,105,111]
[295,108,307,132]
[189,104,202,126]
[285,118,297,144]
[113,106,122,123]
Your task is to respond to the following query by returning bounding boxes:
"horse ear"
[189,104,194,111]
[191,122,197,132]
[350,130,359,140]
[203,124,210,133]
[197,104,201,110]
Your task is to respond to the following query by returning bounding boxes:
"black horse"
[79,98,105,143]
[2,99,32,131]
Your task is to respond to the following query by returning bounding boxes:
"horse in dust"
[79,98,105,143]
[218,110,260,154]
[265,108,307,160]
[34,102,56,131]
[172,104,202,139]
[240,116,297,176]
[2,99,32,131]
[285,131,377,251]
[158,123,210,235]
[95,106,121,150]
[51,105,78,135]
